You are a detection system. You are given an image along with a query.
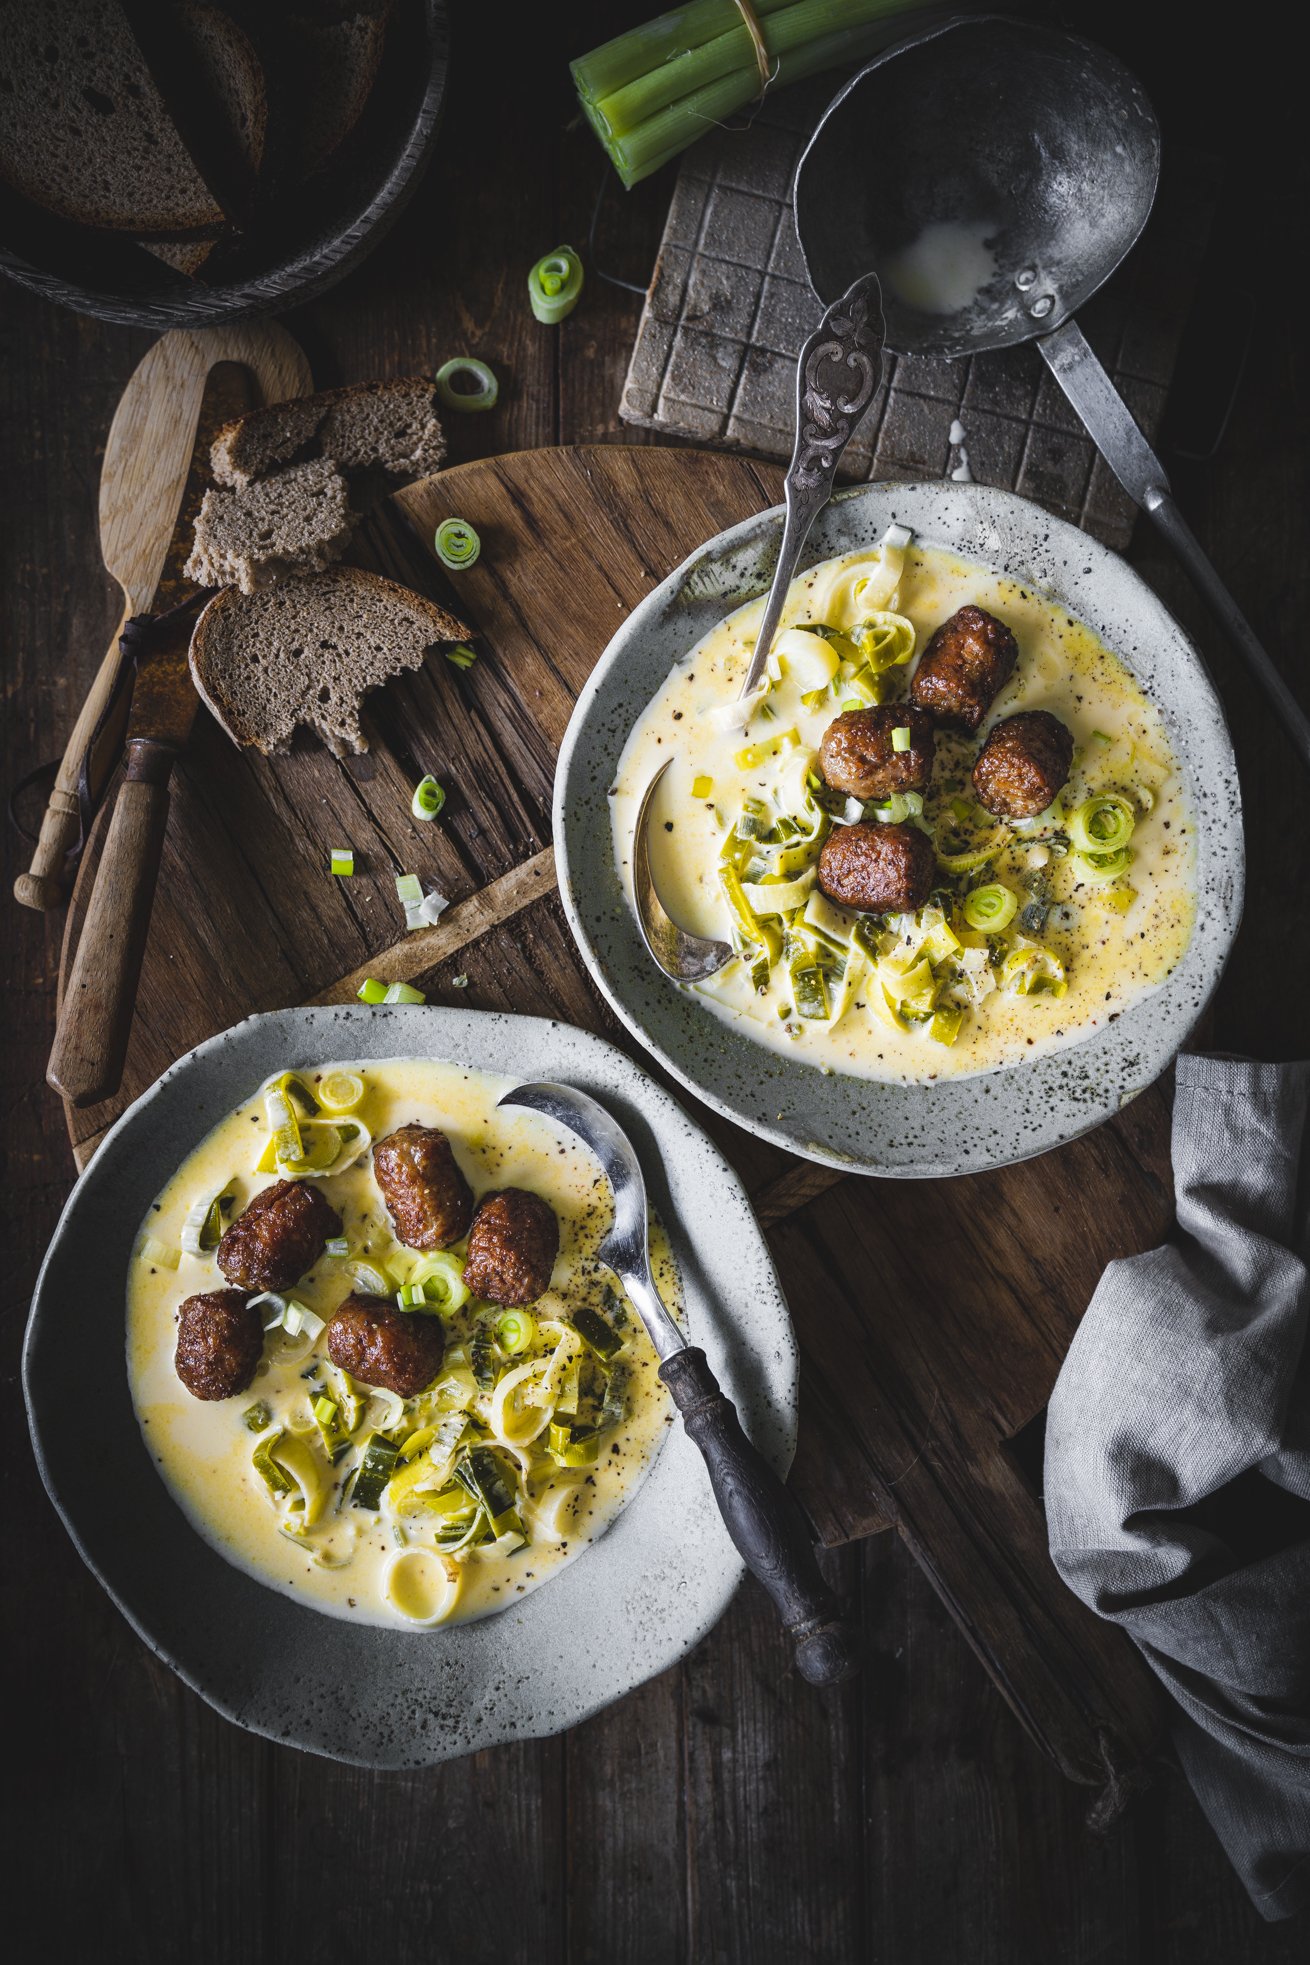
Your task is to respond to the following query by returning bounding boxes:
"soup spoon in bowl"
[633,271,886,983]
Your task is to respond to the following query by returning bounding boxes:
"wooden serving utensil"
[13,322,311,911]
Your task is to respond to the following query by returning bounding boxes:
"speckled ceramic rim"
[554,479,1244,1178]
[24,1008,796,1768]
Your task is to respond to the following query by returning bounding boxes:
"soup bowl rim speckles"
[24,1006,796,1768]
[553,478,1244,1178]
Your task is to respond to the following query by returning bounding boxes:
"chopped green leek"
[496,1309,537,1355]
[929,1005,964,1046]
[434,517,481,570]
[962,883,1018,933]
[445,644,478,671]
[1002,943,1068,997]
[571,1303,624,1359]
[138,1234,179,1270]
[935,836,1003,875]
[434,357,499,413]
[401,1251,470,1315]
[1068,792,1135,856]
[180,1184,234,1256]
[528,245,584,323]
[382,982,426,1005]
[411,775,446,821]
[734,728,799,770]
[1073,845,1136,885]
[330,848,354,876]
[469,1333,496,1390]
[548,1421,600,1468]
[599,1363,630,1431]
[357,978,388,1004]
[395,872,423,909]
[352,1435,400,1511]
[853,610,916,672]
[891,725,912,753]
[456,1445,522,1538]
[243,1400,272,1434]
[318,1070,364,1114]
[252,1431,295,1497]
[789,957,831,1021]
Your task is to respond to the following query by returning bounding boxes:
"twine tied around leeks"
[732,0,777,99]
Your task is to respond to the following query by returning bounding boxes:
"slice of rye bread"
[210,377,446,488]
[0,0,227,235]
[142,4,268,278]
[271,6,391,180]
[189,567,469,757]
[184,458,356,594]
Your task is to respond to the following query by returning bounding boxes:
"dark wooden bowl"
[0,1,449,330]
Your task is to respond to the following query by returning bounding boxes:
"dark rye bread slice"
[0,0,226,236]
[210,377,446,489]
[184,457,356,594]
[189,567,469,757]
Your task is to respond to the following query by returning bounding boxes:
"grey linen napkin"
[1045,1054,1310,1921]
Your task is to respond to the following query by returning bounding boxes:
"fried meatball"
[910,604,1018,733]
[972,710,1074,821]
[818,703,936,800]
[216,1179,342,1293]
[175,1289,263,1401]
[373,1123,474,1251]
[462,1188,559,1307]
[325,1294,445,1399]
[817,820,936,915]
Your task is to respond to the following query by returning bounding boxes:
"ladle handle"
[740,272,886,696]
[660,1346,861,1687]
[1039,319,1310,773]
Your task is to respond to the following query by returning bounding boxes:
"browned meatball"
[910,605,1018,733]
[216,1179,342,1293]
[817,821,936,915]
[462,1188,559,1306]
[972,710,1074,821]
[373,1124,474,1251]
[819,704,936,800]
[175,1289,263,1401]
[325,1294,445,1399]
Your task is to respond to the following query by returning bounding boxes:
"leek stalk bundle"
[571,0,942,188]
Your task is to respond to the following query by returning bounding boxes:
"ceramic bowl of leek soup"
[24,1007,795,1767]
[554,480,1242,1176]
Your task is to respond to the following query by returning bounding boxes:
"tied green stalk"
[572,0,941,188]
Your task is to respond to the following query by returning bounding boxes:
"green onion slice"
[180,1184,234,1256]
[318,1070,364,1113]
[357,977,387,1004]
[383,982,426,1005]
[411,775,446,821]
[890,725,912,753]
[496,1309,537,1355]
[395,872,423,909]
[445,644,477,671]
[1068,793,1135,856]
[528,244,584,323]
[962,883,1018,933]
[434,517,480,570]
[434,357,499,413]
[330,848,354,876]
[352,1435,400,1511]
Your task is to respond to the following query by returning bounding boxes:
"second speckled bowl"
[553,480,1243,1177]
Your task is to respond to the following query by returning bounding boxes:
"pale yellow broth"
[128,1059,676,1630]
[613,542,1196,1082]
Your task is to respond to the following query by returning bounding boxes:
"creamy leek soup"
[128,1060,675,1629]
[613,532,1195,1082]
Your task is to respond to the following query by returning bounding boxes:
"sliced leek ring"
[384,1548,462,1626]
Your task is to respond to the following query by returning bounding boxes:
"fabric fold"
[1046,1055,1310,1921]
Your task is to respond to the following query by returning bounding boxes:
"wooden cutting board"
[60,444,1169,1797]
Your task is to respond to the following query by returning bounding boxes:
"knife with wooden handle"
[14,322,311,911]
[47,611,201,1108]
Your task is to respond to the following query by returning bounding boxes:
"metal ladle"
[795,12,1310,770]
[633,270,887,981]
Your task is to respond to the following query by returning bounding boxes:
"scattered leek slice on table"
[444,645,477,671]
[434,518,480,570]
[434,357,499,413]
[528,245,584,323]
[330,848,354,876]
[571,0,938,188]
[411,775,445,821]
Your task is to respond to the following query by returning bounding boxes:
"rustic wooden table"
[4,4,1306,1957]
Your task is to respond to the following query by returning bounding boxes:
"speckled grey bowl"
[554,480,1244,1176]
[24,1008,795,1767]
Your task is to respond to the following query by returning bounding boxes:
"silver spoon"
[499,1079,860,1686]
[795,14,1310,772]
[633,271,887,983]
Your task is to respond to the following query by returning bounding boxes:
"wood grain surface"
[5,2,1308,1958]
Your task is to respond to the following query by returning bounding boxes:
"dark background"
[3,3,1305,1957]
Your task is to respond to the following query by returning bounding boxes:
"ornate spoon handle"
[739,271,887,699]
